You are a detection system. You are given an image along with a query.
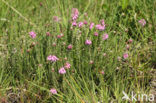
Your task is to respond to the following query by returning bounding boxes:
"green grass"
[0,0,156,102]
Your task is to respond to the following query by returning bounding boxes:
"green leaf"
[121,0,129,10]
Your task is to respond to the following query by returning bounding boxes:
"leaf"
[121,0,129,10]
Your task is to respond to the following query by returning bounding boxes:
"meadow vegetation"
[0,0,156,102]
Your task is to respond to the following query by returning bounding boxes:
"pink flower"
[83,20,88,25]
[89,22,94,30]
[59,67,66,74]
[72,21,77,26]
[52,42,56,46]
[94,32,98,36]
[50,88,57,94]
[57,35,62,38]
[53,16,60,22]
[89,60,94,64]
[64,62,71,69]
[102,33,109,40]
[123,53,128,59]
[95,24,105,31]
[57,33,64,38]
[95,24,101,28]
[128,39,133,43]
[47,55,59,62]
[64,57,68,60]
[78,22,83,28]
[67,44,72,50]
[100,19,105,26]
[63,42,66,46]
[85,39,92,45]
[103,53,107,56]
[46,32,50,36]
[29,31,36,38]
[138,19,146,26]
[100,70,104,75]
[126,45,130,50]
[71,8,79,20]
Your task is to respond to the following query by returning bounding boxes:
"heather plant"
[0,0,155,103]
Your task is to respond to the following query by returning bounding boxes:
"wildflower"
[51,68,55,72]
[47,55,59,62]
[72,21,77,26]
[100,19,105,26]
[85,39,92,45]
[102,33,109,40]
[30,42,36,48]
[40,2,43,6]
[29,31,36,38]
[38,64,42,67]
[50,88,57,94]
[125,28,128,32]
[123,53,128,59]
[63,42,66,46]
[103,53,107,56]
[59,67,66,74]
[67,44,72,50]
[71,8,79,20]
[89,22,94,30]
[57,35,62,38]
[138,19,146,26]
[64,57,68,60]
[94,32,98,36]
[128,39,133,43]
[27,49,30,53]
[89,60,94,64]
[84,20,88,25]
[46,32,50,36]
[53,16,60,22]
[78,22,83,28]
[52,42,56,47]
[57,33,64,38]
[60,33,64,36]
[100,70,104,75]
[64,62,71,69]
[126,44,130,50]
[116,67,119,70]
[96,24,105,31]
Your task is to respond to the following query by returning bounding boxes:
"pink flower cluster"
[95,19,105,31]
[72,8,79,20]
[57,33,64,39]
[53,16,61,22]
[58,62,71,74]
[123,53,128,59]
[67,44,72,50]
[85,39,92,45]
[64,62,71,69]
[78,22,84,28]
[94,32,98,36]
[29,31,36,38]
[138,19,146,26]
[50,88,57,94]
[103,33,109,40]
[89,22,94,30]
[72,21,77,26]
[47,55,59,62]
[59,67,66,74]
